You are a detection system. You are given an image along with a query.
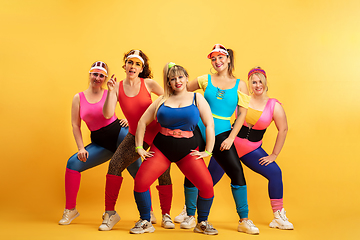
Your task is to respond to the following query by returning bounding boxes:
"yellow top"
[237,90,250,109]
[197,74,208,90]
[245,107,263,125]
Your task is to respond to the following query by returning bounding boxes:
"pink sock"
[105,174,123,211]
[65,168,81,209]
[156,184,173,215]
[270,198,283,212]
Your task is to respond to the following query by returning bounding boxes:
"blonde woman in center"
[131,63,217,235]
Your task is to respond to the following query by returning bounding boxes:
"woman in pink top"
[99,50,173,231]
[58,61,142,225]
[233,67,293,230]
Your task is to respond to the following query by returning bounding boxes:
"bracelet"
[205,150,212,156]
[135,146,143,152]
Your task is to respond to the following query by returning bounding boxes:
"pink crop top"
[235,98,280,158]
[79,90,117,131]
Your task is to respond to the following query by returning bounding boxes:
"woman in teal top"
[182,44,260,235]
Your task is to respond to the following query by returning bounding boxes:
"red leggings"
[134,145,214,199]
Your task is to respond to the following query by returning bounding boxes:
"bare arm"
[239,80,249,95]
[187,78,201,92]
[220,82,249,151]
[145,78,164,96]
[135,97,163,159]
[71,94,88,162]
[190,93,215,159]
[103,74,119,119]
[220,106,247,151]
[259,102,288,166]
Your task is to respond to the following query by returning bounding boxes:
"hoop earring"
[210,67,217,75]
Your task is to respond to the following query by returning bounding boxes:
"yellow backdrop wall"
[1,0,359,239]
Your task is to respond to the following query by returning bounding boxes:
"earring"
[210,67,217,75]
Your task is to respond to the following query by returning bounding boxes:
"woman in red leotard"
[98,50,173,231]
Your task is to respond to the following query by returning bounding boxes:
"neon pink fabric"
[234,98,280,158]
[156,184,173,215]
[270,198,283,212]
[79,90,117,131]
[118,78,161,145]
[105,174,123,211]
[65,168,81,209]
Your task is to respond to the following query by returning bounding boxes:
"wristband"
[205,150,212,156]
[135,146,143,152]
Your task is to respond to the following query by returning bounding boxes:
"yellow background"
[1,0,359,239]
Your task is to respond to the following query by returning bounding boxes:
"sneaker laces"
[183,216,194,224]
[279,211,289,222]
[133,219,145,229]
[205,221,216,230]
[243,219,256,227]
[62,209,69,216]
[62,209,72,219]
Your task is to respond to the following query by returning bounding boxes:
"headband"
[248,68,267,79]
[89,61,108,77]
[126,50,145,65]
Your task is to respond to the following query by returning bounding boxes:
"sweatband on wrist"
[135,146,143,152]
[205,150,212,156]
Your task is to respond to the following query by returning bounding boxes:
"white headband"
[89,66,108,73]
[126,50,145,65]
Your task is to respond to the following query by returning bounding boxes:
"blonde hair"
[248,66,268,96]
[154,63,189,117]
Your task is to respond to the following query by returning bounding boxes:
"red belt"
[160,127,193,138]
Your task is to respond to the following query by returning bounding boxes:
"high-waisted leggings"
[66,126,141,177]
[185,129,246,188]
[135,134,213,199]
[197,142,283,199]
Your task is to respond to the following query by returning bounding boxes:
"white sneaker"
[269,208,294,230]
[238,219,260,235]
[161,213,175,229]
[59,209,79,225]
[194,221,218,235]
[180,215,196,229]
[174,205,188,223]
[130,219,155,234]
[150,211,157,224]
[98,212,121,231]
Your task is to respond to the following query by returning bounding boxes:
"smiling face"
[250,74,266,95]
[124,57,143,79]
[210,52,230,73]
[168,73,188,92]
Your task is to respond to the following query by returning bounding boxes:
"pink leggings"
[134,145,214,199]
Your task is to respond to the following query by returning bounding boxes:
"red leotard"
[118,78,161,145]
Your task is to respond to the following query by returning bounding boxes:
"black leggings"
[185,129,246,187]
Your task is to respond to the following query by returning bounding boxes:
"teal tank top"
[198,74,240,140]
